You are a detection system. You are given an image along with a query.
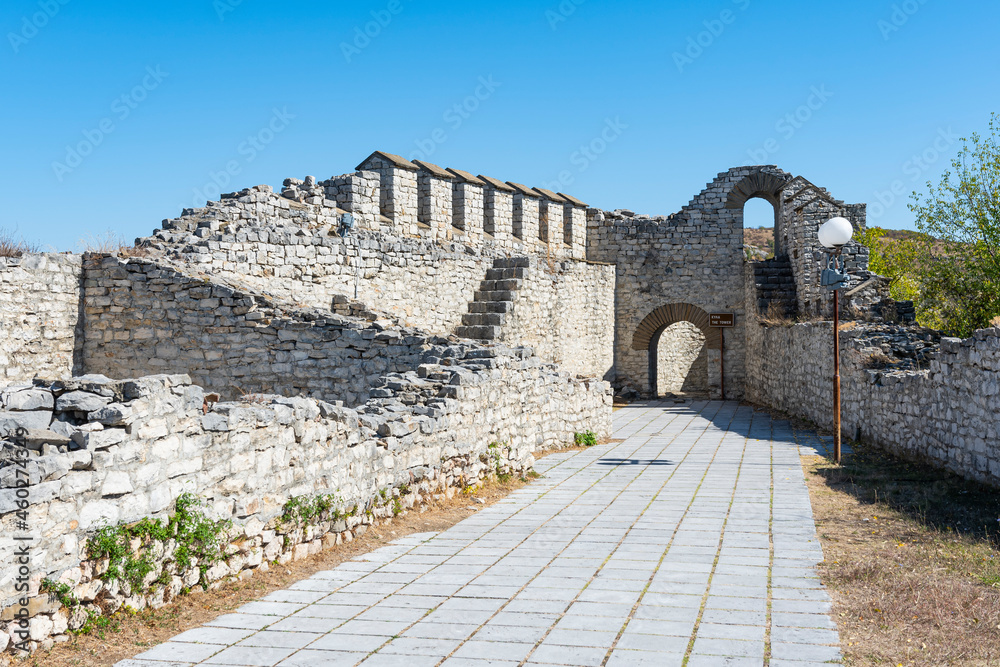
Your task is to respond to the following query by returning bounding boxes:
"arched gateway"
[631,303,721,397]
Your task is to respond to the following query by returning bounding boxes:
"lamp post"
[818,217,854,464]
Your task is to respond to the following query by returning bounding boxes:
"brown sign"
[710,313,735,328]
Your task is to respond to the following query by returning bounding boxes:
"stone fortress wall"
[139,153,613,379]
[0,151,617,653]
[586,166,881,401]
[4,151,1000,654]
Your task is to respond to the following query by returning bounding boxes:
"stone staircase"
[455,257,530,341]
[753,256,797,318]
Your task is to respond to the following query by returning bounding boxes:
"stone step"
[755,286,795,295]
[479,279,522,292]
[485,267,527,281]
[493,257,531,269]
[754,268,793,278]
[462,312,506,327]
[469,301,513,314]
[475,290,517,302]
[455,325,502,340]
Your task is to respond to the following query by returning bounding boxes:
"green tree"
[855,227,921,304]
[908,113,1000,337]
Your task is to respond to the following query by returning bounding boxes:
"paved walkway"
[118,400,841,667]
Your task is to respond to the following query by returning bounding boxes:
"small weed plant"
[279,492,345,527]
[574,431,598,447]
[40,578,79,608]
[486,441,512,483]
[86,493,231,594]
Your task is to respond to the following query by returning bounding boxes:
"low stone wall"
[81,256,467,406]
[746,319,1000,485]
[0,357,610,653]
[137,225,617,377]
[498,257,615,380]
[0,255,83,385]
[154,228,495,336]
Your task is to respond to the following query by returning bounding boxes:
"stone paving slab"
[117,400,841,666]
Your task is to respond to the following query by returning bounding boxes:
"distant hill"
[744,227,774,250]
[743,227,774,261]
[742,225,942,262]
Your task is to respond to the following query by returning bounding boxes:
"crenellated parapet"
[151,151,591,261]
[347,151,589,257]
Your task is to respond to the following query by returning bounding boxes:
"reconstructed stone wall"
[496,257,615,380]
[0,255,83,385]
[656,322,709,395]
[0,359,610,652]
[746,318,1000,486]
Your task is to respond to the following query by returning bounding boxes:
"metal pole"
[720,328,725,400]
[833,250,842,465]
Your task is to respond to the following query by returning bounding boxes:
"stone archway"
[725,171,790,256]
[631,304,722,396]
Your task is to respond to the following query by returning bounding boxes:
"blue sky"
[2,0,996,250]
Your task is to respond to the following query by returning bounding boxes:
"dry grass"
[991,315,1000,328]
[0,228,39,257]
[760,300,796,327]
[232,385,274,405]
[860,349,895,369]
[805,442,1000,665]
[9,472,548,667]
[78,231,148,257]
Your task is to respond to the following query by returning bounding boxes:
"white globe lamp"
[817,215,854,467]
[818,217,854,248]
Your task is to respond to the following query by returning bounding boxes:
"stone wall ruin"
[3,151,1000,654]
